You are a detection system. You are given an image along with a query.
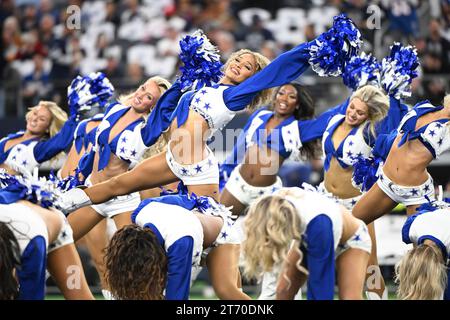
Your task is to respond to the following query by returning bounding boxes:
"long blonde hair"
[351,85,389,137]
[118,76,171,110]
[242,195,306,281]
[25,101,68,138]
[395,242,448,300]
[223,49,272,111]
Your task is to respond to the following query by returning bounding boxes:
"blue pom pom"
[179,30,223,91]
[381,42,419,99]
[308,14,362,77]
[67,72,115,117]
[0,171,64,208]
[352,156,383,192]
[342,52,381,90]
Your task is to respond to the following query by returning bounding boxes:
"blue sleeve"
[298,98,350,143]
[223,42,312,111]
[140,81,182,147]
[305,214,335,300]
[73,119,90,154]
[33,117,78,163]
[374,96,409,136]
[18,236,47,300]
[165,236,194,300]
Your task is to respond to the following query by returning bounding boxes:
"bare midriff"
[382,135,432,186]
[239,144,283,187]
[324,157,361,199]
[169,109,210,165]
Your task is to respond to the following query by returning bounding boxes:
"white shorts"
[166,141,219,185]
[316,182,362,211]
[376,168,435,206]
[225,165,283,206]
[335,220,372,257]
[48,210,75,253]
[86,175,141,218]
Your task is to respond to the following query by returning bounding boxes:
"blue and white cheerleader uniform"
[402,205,450,299]
[281,187,372,299]
[76,82,183,218]
[131,187,238,300]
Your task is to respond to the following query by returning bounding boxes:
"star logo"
[194,165,202,173]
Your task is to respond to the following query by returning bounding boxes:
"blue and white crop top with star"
[321,96,408,171]
[396,100,450,159]
[78,82,182,177]
[72,113,104,154]
[173,41,313,138]
[0,117,78,175]
[279,187,344,300]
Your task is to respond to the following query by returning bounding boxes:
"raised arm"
[297,98,350,143]
[33,117,78,163]
[223,43,312,111]
[140,81,183,147]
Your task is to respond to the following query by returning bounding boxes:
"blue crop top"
[0,117,78,175]
[78,81,182,177]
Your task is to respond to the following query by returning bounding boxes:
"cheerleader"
[395,201,450,300]
[0,100,80,176]
[58,72,114,294]
[0,172,93,300]
[104,189,239,300]
[352,94,450,221]
[61,75,175,244]
[219,82,320,216]
[242,187,371,300]
[59,15,364,213]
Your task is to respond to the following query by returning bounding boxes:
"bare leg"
[85,152,178,204]
[206,244,251,300]
[352,184,396,299]
[82,219,109,289]
[68,206,104,241]
[365,222,387,299]
[112,211,133,230]
[336,248,370,300]
[352,183,398,224]
[219,188,248,216]
[47,244,94,300]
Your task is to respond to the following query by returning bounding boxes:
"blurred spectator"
[105,0,122,29]
[36,0,60,26]
[124,62,145,90]
[423,78,447,105]
[121,0,146,24]
[38,14,55,53]
[20,4,39,32]
[240,14,275,51]
[381,0,419,43]
[22,53,51,107]
[195,0,237,33]
[210,30,236,62]
[2,16,22,63]
[14,31,46,60]
[424,18,450,72]
[100,50,125,81]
